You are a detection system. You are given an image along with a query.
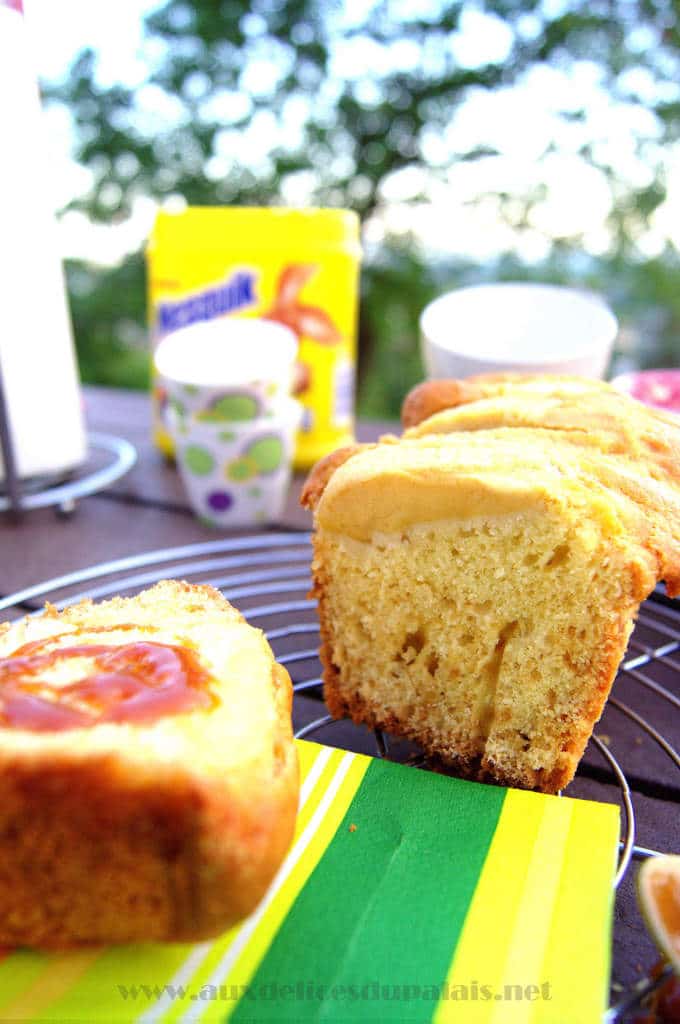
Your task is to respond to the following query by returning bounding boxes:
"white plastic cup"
[154,317,298,424]
[420,283,618,380]
[154,317,301,527]
[167,398,302,528]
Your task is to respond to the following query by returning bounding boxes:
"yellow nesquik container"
[147,207,361,469]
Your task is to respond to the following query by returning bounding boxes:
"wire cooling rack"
[1,531,678,1021]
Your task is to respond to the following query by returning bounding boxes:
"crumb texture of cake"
[0,580,298,948]
[302,375,680,793]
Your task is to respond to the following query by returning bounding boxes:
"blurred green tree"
[46,0,680,414]
[65,253,149,389]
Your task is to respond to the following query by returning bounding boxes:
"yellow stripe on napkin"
[434,789,551,1024]
[0,950,101,1022]
[434,789,619,1024]
[163,742,369,1024]
[531,799,618,1024]
[0,952,50,1018]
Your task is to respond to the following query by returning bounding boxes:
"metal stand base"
[0,432,136,517]
[0,359,23,518]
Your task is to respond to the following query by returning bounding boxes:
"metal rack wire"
[1,531,677,1021]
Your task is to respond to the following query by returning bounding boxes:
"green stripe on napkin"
[231,757,506,1023]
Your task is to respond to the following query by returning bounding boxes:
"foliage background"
[47,0,680,418]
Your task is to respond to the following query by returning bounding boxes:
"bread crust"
[0,581,298,948]
[304,374,680,596]
[300,444,365,511]
[400,373,611,428]
[401,377,488,428]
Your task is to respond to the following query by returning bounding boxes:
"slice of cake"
[0,580,298,947]
[302,375,680,793]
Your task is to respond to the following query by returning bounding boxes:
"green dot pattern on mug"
[226,456,258,482]
[183,444,215,476]
[198,393,260,423]
[245,435,284,474]
[218,430,236,441]
[248,485,262,498]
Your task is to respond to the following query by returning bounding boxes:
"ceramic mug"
[420,283,618,380]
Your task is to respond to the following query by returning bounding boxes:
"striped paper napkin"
[0,739,619,1023]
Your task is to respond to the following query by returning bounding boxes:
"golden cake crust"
[400,372,614,428]
[0,580,298,948]
[304,375,680,597]
[299,444,366,510]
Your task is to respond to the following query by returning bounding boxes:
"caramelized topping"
[0,631,214,731]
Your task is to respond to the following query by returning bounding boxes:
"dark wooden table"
[1,385,678,1016]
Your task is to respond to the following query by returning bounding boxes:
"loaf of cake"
[0,580,298,947]
[302,375,680,793]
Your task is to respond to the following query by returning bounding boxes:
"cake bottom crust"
[0,741,299,949]
[320,636,573,795]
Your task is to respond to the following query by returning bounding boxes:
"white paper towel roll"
[0,1,86,482]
